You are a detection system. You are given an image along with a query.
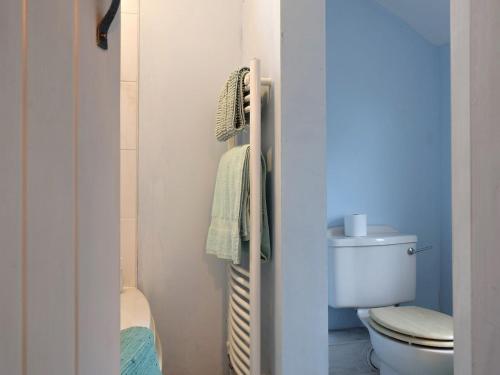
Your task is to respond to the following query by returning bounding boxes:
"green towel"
[121,327,162,375]
[206,145,271,264]
[215,67,250,142]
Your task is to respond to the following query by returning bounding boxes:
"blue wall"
[326,0,451,329]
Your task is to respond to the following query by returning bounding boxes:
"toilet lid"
[369,319,453,349]
[369,306,453,348]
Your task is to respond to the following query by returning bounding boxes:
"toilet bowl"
[358,308,453,375]
[328,226,454,375]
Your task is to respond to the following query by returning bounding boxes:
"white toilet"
[328,226,453,375]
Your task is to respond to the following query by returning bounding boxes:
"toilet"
[328,226,453,375]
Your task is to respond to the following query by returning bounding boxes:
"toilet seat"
[369,306,453,349]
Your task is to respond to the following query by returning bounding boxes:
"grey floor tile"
[329,328,370,346]
[329,328,379,375]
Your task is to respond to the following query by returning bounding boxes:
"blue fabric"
[121,327,161,375]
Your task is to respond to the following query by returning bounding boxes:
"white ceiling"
[375,0,450,46]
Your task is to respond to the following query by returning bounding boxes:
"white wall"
[242,0,328,374]
[138,1,241,374]
[139,1,327,374]
[0,1,120,374]
[280,1,328,374]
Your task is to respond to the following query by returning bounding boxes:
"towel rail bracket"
[97,0,121,50]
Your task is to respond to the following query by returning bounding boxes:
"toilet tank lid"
[328,226,417,247]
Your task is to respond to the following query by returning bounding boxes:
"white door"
[0,1,120,374]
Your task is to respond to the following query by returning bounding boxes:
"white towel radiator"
[227,58,271,375]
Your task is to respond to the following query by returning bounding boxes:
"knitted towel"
[206,145,271,264]
[215,67,250,142]
[121,327,162,375]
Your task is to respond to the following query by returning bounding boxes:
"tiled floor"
[329,328,379,375]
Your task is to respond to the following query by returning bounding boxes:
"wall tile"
[120,0,139,292]
[121,218,137,287]
[120,81,138,150]
[120,149,137,219]
[121,0,139,14]
[120,13,138,82]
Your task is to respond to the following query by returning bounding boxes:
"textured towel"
[121,327,162,375]
[206,145,271,264]
[215,67,250,142]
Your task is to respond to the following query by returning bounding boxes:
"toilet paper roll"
[344,214,367,237]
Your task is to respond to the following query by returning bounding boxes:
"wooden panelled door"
[0,1,120,374]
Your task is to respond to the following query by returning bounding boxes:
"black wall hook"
[97,0,121,50]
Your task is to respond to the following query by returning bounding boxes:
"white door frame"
[452,0,500,373]
[451,0,472,373]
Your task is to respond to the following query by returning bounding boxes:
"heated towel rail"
[227,58,271,375]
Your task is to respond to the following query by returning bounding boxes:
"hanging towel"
[215,67,250,142]
[120,327,162,375]
[206,145,271,264]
